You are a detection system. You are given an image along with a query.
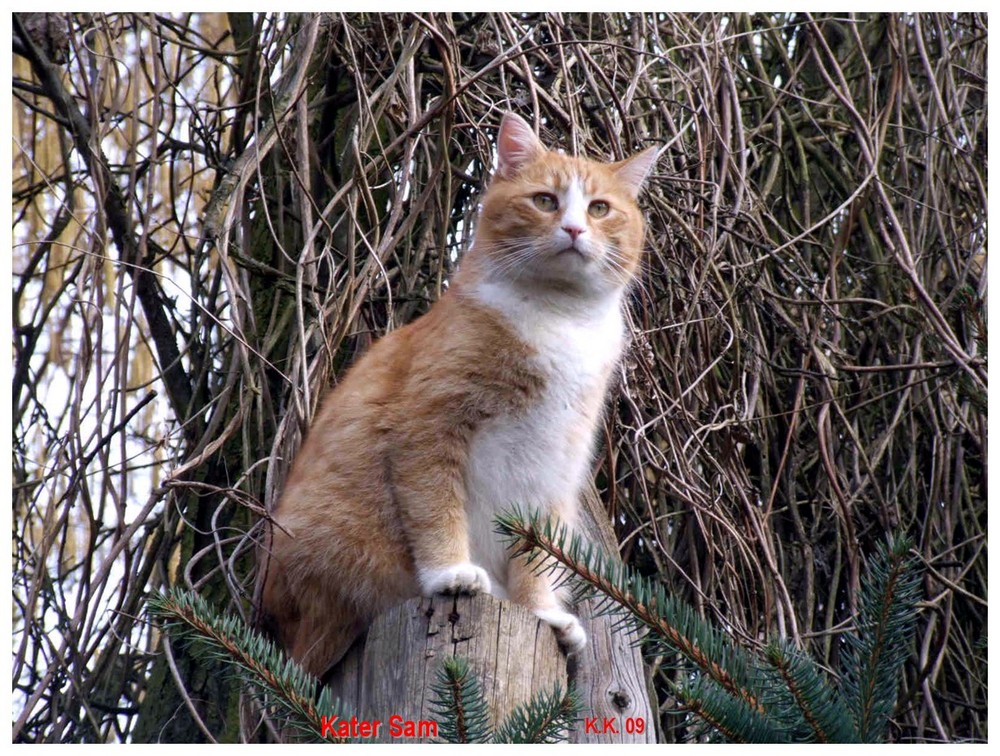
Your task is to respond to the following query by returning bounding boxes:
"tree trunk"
[325,487,655,744]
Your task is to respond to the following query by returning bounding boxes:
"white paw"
[419,563,492,597]
[534,607,587,654]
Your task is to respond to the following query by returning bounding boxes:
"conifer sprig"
[428,656,578,744]
[492,684,579,744]
[147,588,342,743]
[762,640,857,743]
[495,509,761,712]
[496,509,923,744]
[428,657,491,743]
[840,534,922,742]
[676,677,785,743]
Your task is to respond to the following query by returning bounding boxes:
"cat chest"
[468,381,602,493]
[464,319,622,508]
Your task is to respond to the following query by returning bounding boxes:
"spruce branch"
[493,684,580,744]
[146,588,342,742]
[840,534,922,742]
[428,657,491,744]
[430,657,577,744]
[495,509,762,713]
[676,677,785,743]
[497,510,923,744]
[762,640,857,743]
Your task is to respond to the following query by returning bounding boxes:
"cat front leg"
[506,547,587,653]
[533,606,587,653]
[417,562,492,596]
[391,435,492,598]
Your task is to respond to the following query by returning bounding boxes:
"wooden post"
[567,486,657,744]
[324,487,655,743]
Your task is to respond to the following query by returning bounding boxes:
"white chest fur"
[464,280,625,591]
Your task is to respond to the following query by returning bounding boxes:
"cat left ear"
[496,112,544,179]
[612,146,660,198]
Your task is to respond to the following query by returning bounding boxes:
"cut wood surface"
[325,486,655,743]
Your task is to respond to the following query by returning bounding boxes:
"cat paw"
[419,563,492,597]
[534,607,587,654]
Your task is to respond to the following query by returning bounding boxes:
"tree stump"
[324,487,655,743]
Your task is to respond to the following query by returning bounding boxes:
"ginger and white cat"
[260,112,657,678]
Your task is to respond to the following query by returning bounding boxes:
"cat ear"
[496,112,544,179]
[611,146,660,198]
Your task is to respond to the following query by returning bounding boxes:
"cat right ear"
[496,112,544,179]
[611,146,660,199]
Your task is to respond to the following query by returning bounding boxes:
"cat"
[259,112,658,679]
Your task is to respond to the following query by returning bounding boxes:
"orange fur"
[260,113,657,678]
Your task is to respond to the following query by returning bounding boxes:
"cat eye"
[532,193,559,212]
[588,200,610,218]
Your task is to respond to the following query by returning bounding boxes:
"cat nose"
[562,224,585,241]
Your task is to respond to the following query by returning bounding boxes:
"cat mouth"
[556,245,590,259]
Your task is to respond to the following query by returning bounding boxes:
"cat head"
[470,112,658,299]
